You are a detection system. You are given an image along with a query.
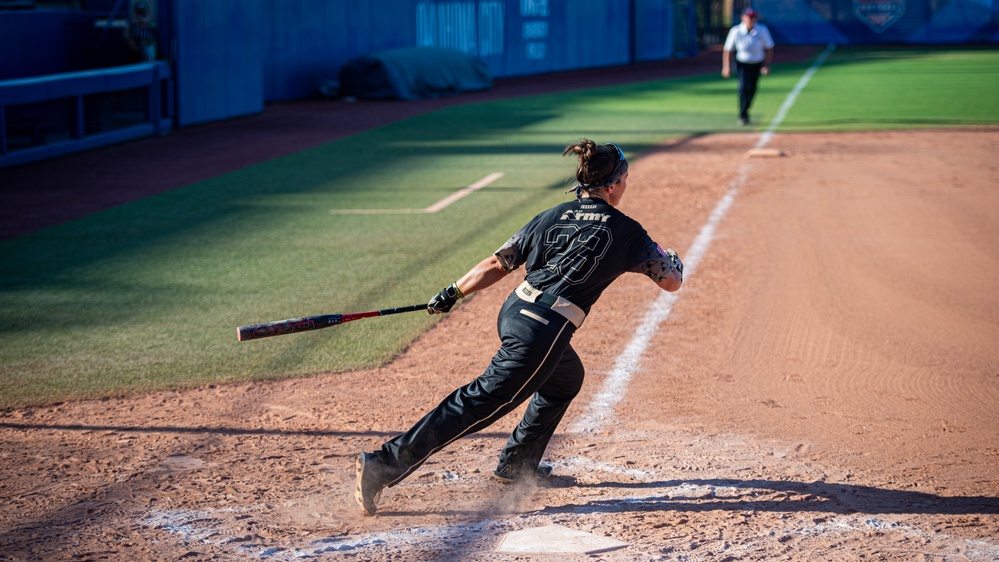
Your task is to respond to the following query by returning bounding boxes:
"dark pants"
[736,60,764,121]
[379,291,584,486]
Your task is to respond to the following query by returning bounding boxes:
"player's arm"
[630,244,683,292]
[427,255,510,314]
[428,230,526,314]
[455,255,510,296]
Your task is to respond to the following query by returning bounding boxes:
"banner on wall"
[416,1,506,58]
[853,0,906,33]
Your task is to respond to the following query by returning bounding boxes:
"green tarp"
[339,47,492,101]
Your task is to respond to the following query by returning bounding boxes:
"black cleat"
[492,462,554,484]
[355,452,388,516]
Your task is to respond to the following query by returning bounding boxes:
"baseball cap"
[742,8,758,17]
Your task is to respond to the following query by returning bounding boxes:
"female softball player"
[355,139,683,515]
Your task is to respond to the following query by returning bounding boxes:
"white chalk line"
[570,42,838,435]
[329,171,503,214]
[143,46,853,558]
[757,43,836,149]
[142,508,506,559]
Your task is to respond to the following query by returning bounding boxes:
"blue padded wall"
[751,0,998,45]
[172,0,264,126]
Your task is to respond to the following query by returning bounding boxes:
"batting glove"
[665,248,683,278]
[428,283,463,314]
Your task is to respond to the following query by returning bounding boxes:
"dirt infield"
[2,48,999,560]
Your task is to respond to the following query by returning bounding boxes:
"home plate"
[496,525,629,554]
[746,147,784,157]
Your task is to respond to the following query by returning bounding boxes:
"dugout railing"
[0,61,173,168]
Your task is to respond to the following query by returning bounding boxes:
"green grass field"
[2,46,998,409]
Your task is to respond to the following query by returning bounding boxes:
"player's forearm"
[455,255,509,296]
[630,248,683,292]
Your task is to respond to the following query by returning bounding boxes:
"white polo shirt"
[723,22,775,64]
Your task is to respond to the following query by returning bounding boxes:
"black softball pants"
[378,290,584,487]
[736,60,764,121]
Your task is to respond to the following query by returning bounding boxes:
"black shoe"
[493,462,554,484]
[355,452,388,516]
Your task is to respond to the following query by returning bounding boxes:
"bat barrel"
[236,303,426,342]
[237,314,341,341]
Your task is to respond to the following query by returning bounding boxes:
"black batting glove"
[428,283,463,314]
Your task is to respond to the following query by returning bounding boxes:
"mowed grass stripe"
[2,47,998,409]
[773,46,999,130]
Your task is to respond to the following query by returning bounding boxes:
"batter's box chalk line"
[330,171,503,214]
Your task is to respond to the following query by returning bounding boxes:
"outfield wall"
[4,0,995,163]
[172,0,698,126]
[750,0,999,45]
[0,0,697,159]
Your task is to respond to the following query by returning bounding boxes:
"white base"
[496,525,629,555]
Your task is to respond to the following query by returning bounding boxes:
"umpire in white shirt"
[722,8,775,126]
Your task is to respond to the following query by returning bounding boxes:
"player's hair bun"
[563,138,619,188]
